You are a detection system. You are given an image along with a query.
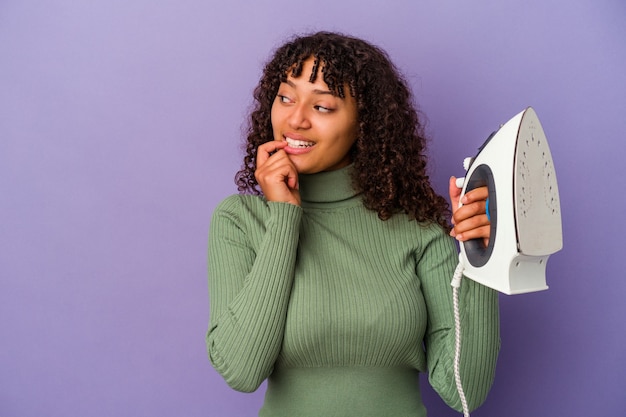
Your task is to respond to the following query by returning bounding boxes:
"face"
[270,58,358,174]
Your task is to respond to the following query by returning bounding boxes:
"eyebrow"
[285,79,335,96]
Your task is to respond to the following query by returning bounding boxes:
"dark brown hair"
[235,31,450,229]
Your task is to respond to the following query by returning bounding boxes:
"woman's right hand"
[255,141,301,206]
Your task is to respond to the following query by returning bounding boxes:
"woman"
[207,31,499,416]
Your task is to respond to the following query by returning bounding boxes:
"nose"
[287,103,312,130]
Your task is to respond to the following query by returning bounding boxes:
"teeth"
[286,137,314,148]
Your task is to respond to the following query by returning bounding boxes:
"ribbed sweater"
[207,165,500,416]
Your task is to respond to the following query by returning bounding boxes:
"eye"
[277,94,293,104]
[314,105,333,113]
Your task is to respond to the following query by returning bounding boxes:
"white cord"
[451,258,470,417]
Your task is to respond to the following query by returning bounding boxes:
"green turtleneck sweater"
[207,166,500,416]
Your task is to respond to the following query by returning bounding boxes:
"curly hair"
[235,31,450,229]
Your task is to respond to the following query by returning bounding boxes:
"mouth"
[285,137,315,149]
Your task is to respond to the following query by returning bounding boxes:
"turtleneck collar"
[298,164,362,208]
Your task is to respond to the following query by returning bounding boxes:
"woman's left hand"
[449,176,490,246]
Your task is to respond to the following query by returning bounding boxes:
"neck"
[298,165,361,208]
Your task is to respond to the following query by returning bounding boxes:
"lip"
[283,132,312,141]
[283,133,315,155]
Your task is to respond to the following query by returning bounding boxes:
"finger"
[254,150,300,204]
[255,150,295,185]
[452,223,491,243]
[461,186,489,205]
[452,200,488,225]
[451,201,490,242]
[453,212,490,234]
[256,141,288,169]
[262,150,298,188]
[449,176,462,215]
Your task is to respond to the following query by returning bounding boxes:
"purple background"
[1,1,624,416]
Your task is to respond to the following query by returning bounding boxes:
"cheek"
[270,108,282,137]
[336,120,358,149]
[270,105,278,127]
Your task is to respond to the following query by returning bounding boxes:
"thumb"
[449,176,462,213]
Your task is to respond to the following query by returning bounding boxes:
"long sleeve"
[207,166,501,416]
[206,195,302,392]
[418,230,500,412]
